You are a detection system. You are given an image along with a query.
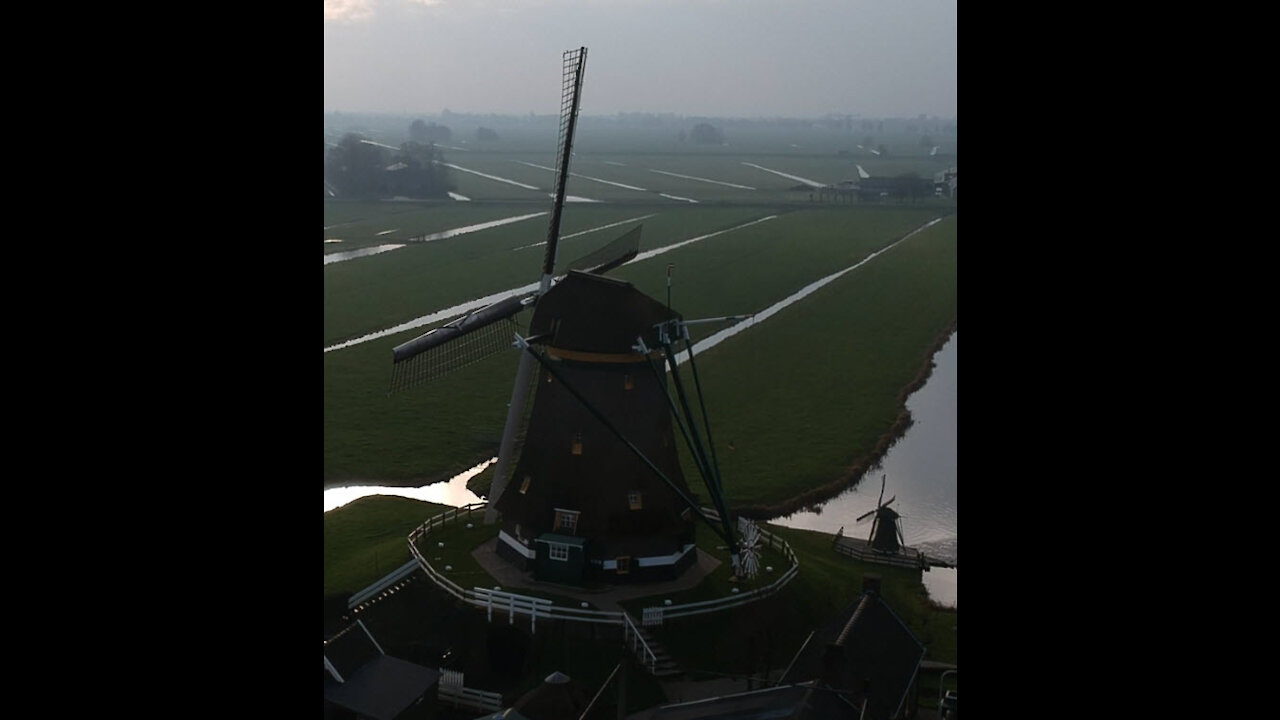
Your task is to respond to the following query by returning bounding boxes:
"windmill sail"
[540,47,588,285]
[389,293,533,392]
[485,47,588,522]
[565,225,641,275]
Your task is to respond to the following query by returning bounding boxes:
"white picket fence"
[397,503,801,635]
[438,669,503,713]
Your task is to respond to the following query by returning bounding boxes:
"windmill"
[388,47,746,584]
[854,475,906,554]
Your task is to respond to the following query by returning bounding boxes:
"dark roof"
[324,622,442,720]
[324,622,381,681]
[324,654,441,720]
[781,593,925,720]
[637,682,864,720]
[530,271,679,354]
[507,671,592,720]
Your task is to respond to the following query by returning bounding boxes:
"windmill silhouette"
[388,48,745,583]
[854,475,906,554]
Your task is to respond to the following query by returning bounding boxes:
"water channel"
[773,333,957,608]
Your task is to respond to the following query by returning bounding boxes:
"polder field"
[324,119,957,518]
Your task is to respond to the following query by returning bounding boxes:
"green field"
[324,124,956,516]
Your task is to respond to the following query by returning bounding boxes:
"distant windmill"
[854,475,906,554]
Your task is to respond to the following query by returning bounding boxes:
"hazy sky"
[324,0,957,119]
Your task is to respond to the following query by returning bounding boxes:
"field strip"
[448,192,471,201]
[629,215,775,264]
[515,161,649,192]
[438,161,601,201]
[436,162,542,190]
[659,193,699,204]
[649,169,756,190]
[323,244,406,266]
[679,216,948,362]
[325,215,775,352]
[324,212,547,266]
[741,162,826,188]
[511,214,658,252]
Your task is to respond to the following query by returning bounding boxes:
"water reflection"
[323,212,547,266]
[324,244,405,264]
[323,458,493,512]
[774,333,956,607]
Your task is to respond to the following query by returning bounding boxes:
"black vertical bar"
[541,47,588,279]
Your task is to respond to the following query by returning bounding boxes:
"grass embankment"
[323,495,451,600]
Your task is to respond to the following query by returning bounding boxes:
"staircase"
[624,615,683,679]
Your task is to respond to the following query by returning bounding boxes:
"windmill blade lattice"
[737,517,762,580]
[389,293,531,393]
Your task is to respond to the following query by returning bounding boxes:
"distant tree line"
[409,119,452,144]
[686,123,725,145]
[323,133,455,199]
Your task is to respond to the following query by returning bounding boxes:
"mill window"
[628,492,643,510]
[548,543,570,562]
[554,509,580,534]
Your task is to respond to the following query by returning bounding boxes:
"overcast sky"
[324,0,957,119]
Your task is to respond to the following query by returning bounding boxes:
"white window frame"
[554,509,580,534]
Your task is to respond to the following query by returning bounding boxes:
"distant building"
[934,168,957,199]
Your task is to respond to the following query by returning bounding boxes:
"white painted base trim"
[498,530,536,559]
[603,544,695,570]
